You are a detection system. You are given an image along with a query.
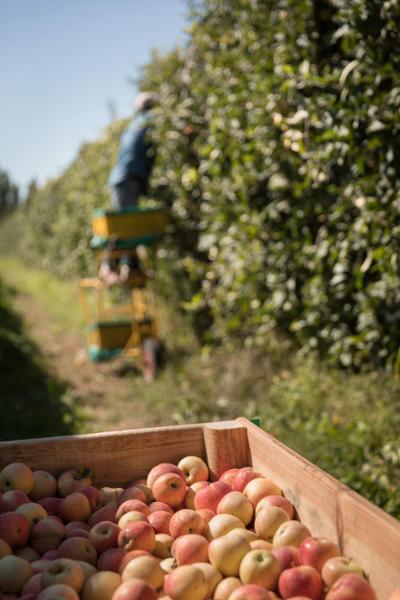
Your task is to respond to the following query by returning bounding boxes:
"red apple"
[194,481,230,513]
[118,550,152,573]
[41,558,84,592]
[0,555,33,593]
[16,502,48,531]
[99,487,123,506]
[32,560,52,574]
[66,527,89,539]
[219,468,240,487]
[58,537,97,565]
[272,546,300,571]
[38,497,63,517]
[14,546,41,563]
[88,504,117,527]
[42,550,60,560]
[88,521,120,555]
[325,573,377,600]
[65,522,90,535]
[57,469,93,498]
[78,487,101,512]
[148,502,174,514]
[0,490,30,513]
[22,572,43,596]
[30,471,57,501]
[38,583,80,600]
[0,463,34,494]
[152,473,187,508]
[298,536,340,572]
[278,565,323,600]
[172,533,208,565]
[112,578,157,600]
[58,493,91,523]
[0,512,30,548]
[96,547,126,572]
[147,510,172,534]
[169,509,204,538]
[147,463,185,489]
[118,521,155,553]
[116,487,147,507]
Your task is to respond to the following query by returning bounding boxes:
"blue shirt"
[108,112,155,188]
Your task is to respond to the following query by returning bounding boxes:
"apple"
[298,536,340,572]
[39,497,63,516]
[58,469,93,498]
[0,538,12,557]
[118,511,147,529]
[172,534,209,565]
[231,469,263,493]
[325,573,376,600]
[32,559,52,574]
[148,510,172,534]
[244,478,282,507]
[116,500,150,521]
[88,521,120,555]
[217,491,253,525]
[228,583,275,600]
[177,457,209,485]
[197,509,214,533]
[65,522,89,535]
[75,561,97,582]
[16,502,48,530]
[30,471,57,501]
[254,506,290,541]
[154,533,174,559]
[78,487,102,512]
[112,578,157,600]
[230,528,258,542]
[66,527,89,539]
[0,463,34,494]
[206,514,245,539]
[131,484,154,504]
[121,555,164,589]
[37,583,80,600]
[164,564,208,600]
[58,537,97,565]
[194,481,230,513]
[31,518,66,554]
[0,511,30,547]
[0,555,33,593]
[389,588,400,600]
[152,474,187,508]
[273,521,311,548]
[239,548,280,589]
[117,487,147,507]
[42,550,60,560]
[321,556,365,587]
[169,509,204,537]
[213,575,241,599]
[97,548,127,573]
[0,490,30,513]
[219,468,240,487]
[118,521,156,553]
[22,572,43,595]
[149,502,174,515]
[208,532,251,576]
[191,562,222,597]
[58,493,91,523]
[41,558,84,592]
[99,487,123,506]
[118,550,152,573]
[81,571,121,600]
[271,546,299,571]
[147,464,185,489]
[278,565,323,600]
[255,496,295,519]
[15,546,41,562]
[88,504,117,527]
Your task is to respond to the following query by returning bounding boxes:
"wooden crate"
[0,418,398,598]
[92,207,166,240]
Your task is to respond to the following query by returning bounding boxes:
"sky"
[0,0,188,193]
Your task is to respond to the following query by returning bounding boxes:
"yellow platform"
[92,207,167,240]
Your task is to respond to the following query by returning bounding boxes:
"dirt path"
[13,289,150,433]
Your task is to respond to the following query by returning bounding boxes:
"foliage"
[0,168,19,217]
[2,0,400,370]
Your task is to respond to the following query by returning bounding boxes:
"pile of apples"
[0,457,388,600]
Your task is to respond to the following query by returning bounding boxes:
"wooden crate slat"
[237,417,400,600]
[203,422,252,479]
[0,424,207,486]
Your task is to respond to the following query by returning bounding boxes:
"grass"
[0,256,399,518]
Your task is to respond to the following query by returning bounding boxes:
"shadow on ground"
[0,279,79,440]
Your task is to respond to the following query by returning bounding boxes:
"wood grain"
[203,421,252,479]
[237,417,400,600]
